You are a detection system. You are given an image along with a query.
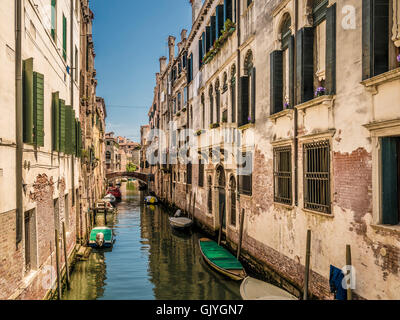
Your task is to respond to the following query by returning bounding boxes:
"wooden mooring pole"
[218,202,225,246]
[62,222,70,290]
[192,192,196,220]
[55,229,61,300]
[346,245,353,301]
[303,229,311,300]
[236,209,245,260]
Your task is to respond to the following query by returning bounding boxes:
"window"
[230,177,237,226]
[380,137,400,225]
[51,0,57,43]
[239,51,255,126]
[75,46,78,81]
[274,146,292,205]
[313,1,327,91]
[199,158,205,187]
[208,176,213,213]
[23,59,45,147]
[209,86,214,125]
[62,15,67,61]
[187,162,192,185]
[303,140,330,214]
[201,93,205,129]
[24,209,37,273]
[362,0,398,80]
[215,79,221,123]
[177,92,182,111]
[231,65,236,122]
[238,152,252,196]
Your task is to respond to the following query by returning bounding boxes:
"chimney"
[181,29,187,42]
[177,42,183,54]
[190,0,202,24]
[168,36,176,63]
[159,56,167,73]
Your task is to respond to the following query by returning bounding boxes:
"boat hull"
[199,238,246,281]
[169,217,193,230]
[240,277,298,300]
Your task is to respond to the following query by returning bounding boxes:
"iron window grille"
[274,146,292,205]
[303,140,331,214]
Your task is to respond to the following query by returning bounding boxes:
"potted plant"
[195,129,203,136]
[397,54,400,66]
[315,87,326,97]
[209,123,220,129]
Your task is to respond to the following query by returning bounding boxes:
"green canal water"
[62,182,241,300]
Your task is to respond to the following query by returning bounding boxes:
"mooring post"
[62,222,70,290]
[218,202,225,246]
[192,192,196,220]
[303,229,311,300]
[346,244,353,300]
[55,229,61,300]
[237,209,245,260]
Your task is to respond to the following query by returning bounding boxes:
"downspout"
[294,0,299,206]
[15,0,23,246]
[71,0,75,206]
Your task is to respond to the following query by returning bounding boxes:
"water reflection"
[62,182,241,300]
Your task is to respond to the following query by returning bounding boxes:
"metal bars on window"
[274,146,292,205]
[303,140,330,214]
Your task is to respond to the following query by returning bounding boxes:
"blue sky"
[91,0,192,142]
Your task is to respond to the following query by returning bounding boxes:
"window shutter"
[239,76,249,127]
[52,92,60,151]
[65,106,72,154]
[381,137,399,225]
[224,0,233,22]
[76,121,82,157]
[251,67,256,123]
[325,3,336,95]
[270,50,283,115]
[362,0,389,80]
[63,15,67,61]
[198,39,203,68]
[288,35,295,107]
[296,27,314,104]
[211,16,217,45]
[23,58,34,144]
[33,72,45,147]
[216,5,224,39]
[71,110,76,155]
[59,99,66,153]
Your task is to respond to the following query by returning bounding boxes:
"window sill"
[302,208,334,219]
[361,67,400,93]
[268,108,294,123]
[370,223,400,235]
[239,194,252,200]
[274,202,294,210]
[295,95,335,113]
[238,123,254,131]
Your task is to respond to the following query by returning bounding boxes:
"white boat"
[103,194,116,203]
[240,277,298,300]
[169,217,193,230]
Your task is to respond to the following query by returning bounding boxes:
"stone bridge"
[106,171,154,184]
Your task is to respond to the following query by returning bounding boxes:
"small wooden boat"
[144,196,158,205]
[103,194,116,203]
[169,217,193,230]
[240,277,298,300]
[199,238,246,281]
[88,227,114,248]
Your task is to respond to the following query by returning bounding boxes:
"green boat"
[89,227,113,248]
[199,238,246,281]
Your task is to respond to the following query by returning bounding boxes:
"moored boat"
[199,238,246,281]
[88,227,114,248]
[144,195,158,205]
[169,217,193,230]
[240,277,298,300]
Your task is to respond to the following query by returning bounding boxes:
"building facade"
[145,0,400,300]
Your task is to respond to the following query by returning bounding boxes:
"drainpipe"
[15,0,23,246]
[71,0,75,206]
[294,0,299,206]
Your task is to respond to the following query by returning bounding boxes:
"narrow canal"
[62,182,241,300]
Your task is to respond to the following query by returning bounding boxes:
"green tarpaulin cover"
[200,240,243,270]
[90,228,112,242]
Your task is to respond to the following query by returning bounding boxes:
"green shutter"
[251,67,256,124]
[211,16,217,46]
[216,5,224,38]
[325,3,336,95]
[224,0,233,22]
[63,15,67,61]
[239,76,249,127]
[71,111,76,155]
[59,99,66,153]
[65,106,72,154]
[296,27,314,104]
[52,92,60,151]
[206,26,211,53]
[51,0,56,41]
[270,50,283,115]
[198,39,203,67]
[381,137,399,225]
[33,72,45,147]
[288,35,295,107]
[23,58,34,144]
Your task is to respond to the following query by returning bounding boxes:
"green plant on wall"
[126,162,137,173]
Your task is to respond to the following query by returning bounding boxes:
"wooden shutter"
[65,106,72,154]
[288,35,295,107]
[63,15,67,61]
[71,110,76,155]
[296,27,314,104]
[23,58,34,144]
[362,0,389,80]
[52,92,60,151]
[198,39,203,68]
[325,3,336,95]
[33,72,45,147]
[211,16,217,45]
[224,0,233,22]
[270,50,283,115]
[76,121,82,157]
[251,67,256,123]
[59,99,66,153]
[239,76,249,127]
[206,26,211,53]
[381,137,399,225]
[216,5,224,38]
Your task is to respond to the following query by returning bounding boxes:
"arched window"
[215,79,221,123]
[208,175,213,214]
[230,64,236,123]
[229,176,236,226]
[209,85,214,125]
[281,14,292,108]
